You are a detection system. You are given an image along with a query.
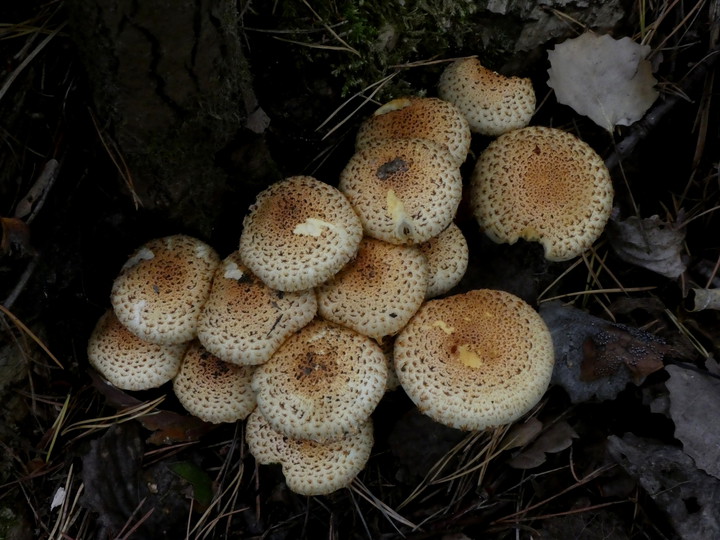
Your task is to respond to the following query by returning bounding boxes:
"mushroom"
[355,96,471,167]
[394,289,555,431]
[438,57,535,136]
[110,234,220,345]
[87,310,187,391]
[339,138,463,245]
[251,319,387,442]
[416,222,469,298]
[197,251,317,365]
[470,126,614,261]
[239,176,363,292]
[316,237,429,340]
[172,342,256,424]
[246,408,374,496]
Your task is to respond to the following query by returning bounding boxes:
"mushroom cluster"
[88,57,615,497]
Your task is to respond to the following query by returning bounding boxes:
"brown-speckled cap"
[173,342,256,424]
[110,235,220,345]
[339,138,462,245]
[251,319,387,442]
[470,126,614,262]
[417,222,469,298]
[197,251,317,365]
[438,57,535,136]
[246,408,373,496]
[355,97,471,167]
[394,289,555,431]
[316,237,428,339]
[87,310,186,391]
[239,176,363,292]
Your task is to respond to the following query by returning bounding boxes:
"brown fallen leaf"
[507,421,578,469]
[1,216,33,257]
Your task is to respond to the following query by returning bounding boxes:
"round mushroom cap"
[438,57,535,137]
[197,252,317,365]
[87,310,187,391]
[316,237,429,339]
[239,176,363,292]
[246,408,373,496]
[251,319,387,442]
[394,289,555,431]
[110,235,220,345]
[470,126,614,262]
[417,222,469,298]
[173,342,256,424]
[356,97,471,167]
[339,138,462,245]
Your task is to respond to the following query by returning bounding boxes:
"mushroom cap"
[251,319,387,442]
[246,408,373,496]
[438,57,535,136]
[173,342,256,424]
[417,222,469,298]
[110,235,220,345]
[339,138,462,245]
[470,126,614,261]
[394,289,555,431]
[239,176,363,292]
[197,252,317,365]
[87,310,186,391]
[355,97,471,167]
[316,237,429,339]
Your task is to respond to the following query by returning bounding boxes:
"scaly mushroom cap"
[438,57,535,136]
[394,289,555,431]
[173,342,256,424]
[111,235,220,345]
[470,126,614,261]
[339,138,462,245]
[355,97,471,167]
[417,222,469,298]
[246,408,373,496]
[197,252,317,365]
[87,310,186,391]
[316,237,429,339]
[251,319,387,442]
[239,176,363,292]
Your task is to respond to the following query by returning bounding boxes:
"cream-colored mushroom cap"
[394,289,554,431]
[339,138,462,245]
[110,235,220,345]
[173,342,256,424]
[239,176,363,292]
[417,222,469,298]
[470,126,614,262]
[356,97,471,167]
[246,408,373,496]
[438,57,535,136]
[316,237,428,339]
[251,319,387,442]
[87,310,187,391]
[197,252,317,365]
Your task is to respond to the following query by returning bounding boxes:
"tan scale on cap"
[87,310,187,391]
[470,126,614,262]
[251,319,387,442]
[438,57,535,137]
[197,251,317,365]
[355,97,471,167]
[316,237,429,340]
[417,222,469,298]
[111,235,220,345]
[173,342,256,424]
[239,176,363,292]
[246,408,373,496]
[339,138,462,245]
[394,289,554,431]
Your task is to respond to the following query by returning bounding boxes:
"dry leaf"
[507,421,578,469]
[501,417,543,451]
[1,216,33,257]
[547,32,658,131]
[688,288,720,311]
